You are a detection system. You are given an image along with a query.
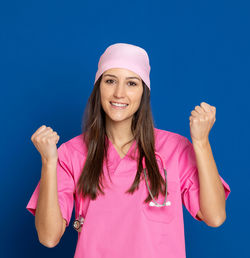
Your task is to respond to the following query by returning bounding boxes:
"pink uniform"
[26,128,231,258]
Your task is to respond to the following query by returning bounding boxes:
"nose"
[113,82,126,98]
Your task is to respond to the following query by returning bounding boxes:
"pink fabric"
[94,43,151,89]
[26,128,231,258]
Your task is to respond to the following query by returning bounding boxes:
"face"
[100,68,143,123]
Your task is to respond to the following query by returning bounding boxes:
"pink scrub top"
[26,128,231,258]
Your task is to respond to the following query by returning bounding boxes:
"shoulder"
[153,127,188,148]
[58,133,88,157]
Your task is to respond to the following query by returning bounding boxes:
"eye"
[128,81,137,86]
[105,79,115,84]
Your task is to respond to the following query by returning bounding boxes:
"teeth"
[111,102,128,107]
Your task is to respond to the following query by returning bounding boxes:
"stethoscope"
[73,152,171,232]
[142,152,171,207]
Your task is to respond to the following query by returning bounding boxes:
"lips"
[110,101,129,109]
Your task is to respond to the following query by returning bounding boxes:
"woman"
[26,43,231,258]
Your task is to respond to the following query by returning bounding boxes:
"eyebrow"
[103,74,141,81]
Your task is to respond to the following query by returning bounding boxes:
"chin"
[109,117,127,123]
[106,114,131,123]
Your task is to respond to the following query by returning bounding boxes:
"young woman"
[26,43,231,258]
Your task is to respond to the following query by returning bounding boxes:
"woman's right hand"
[31,125,60,164]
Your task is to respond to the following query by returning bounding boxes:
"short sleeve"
[178,136,231,221]
[26,143,75,227]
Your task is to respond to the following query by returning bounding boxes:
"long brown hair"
[76,74,166,204]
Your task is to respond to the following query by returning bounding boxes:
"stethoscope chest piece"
[73,215,84,232]
[73,196,85,232]
[149,200,171,207]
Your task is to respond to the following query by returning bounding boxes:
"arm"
[192,138,226,227]
[189,102,227,227]
[35,161,66,247]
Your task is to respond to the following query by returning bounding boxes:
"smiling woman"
[26,43,231,258]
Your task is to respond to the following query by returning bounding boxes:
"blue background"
[1,0,248,257]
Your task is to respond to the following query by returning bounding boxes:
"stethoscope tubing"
[142,152,171,207]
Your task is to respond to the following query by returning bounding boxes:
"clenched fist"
[189,102,216,144]
[31,125,60,164]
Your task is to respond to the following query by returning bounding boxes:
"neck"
[105,117,134,146]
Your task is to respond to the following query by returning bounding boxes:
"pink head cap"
[94,43,151,90]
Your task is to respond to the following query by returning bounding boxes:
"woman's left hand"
[189,102,216,143]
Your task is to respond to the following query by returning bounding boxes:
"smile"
[110,101,129,109]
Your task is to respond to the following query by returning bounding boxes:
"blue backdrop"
[1,0,248,257]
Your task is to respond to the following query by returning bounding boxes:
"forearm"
[192,138,226,226]
[35,162,64,247]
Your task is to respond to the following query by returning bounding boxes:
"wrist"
[191,138,210,148]
[41,158,58,167]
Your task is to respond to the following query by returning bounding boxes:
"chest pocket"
[141,181,178,224]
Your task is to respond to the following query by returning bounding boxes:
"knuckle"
[41,137,46,143]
